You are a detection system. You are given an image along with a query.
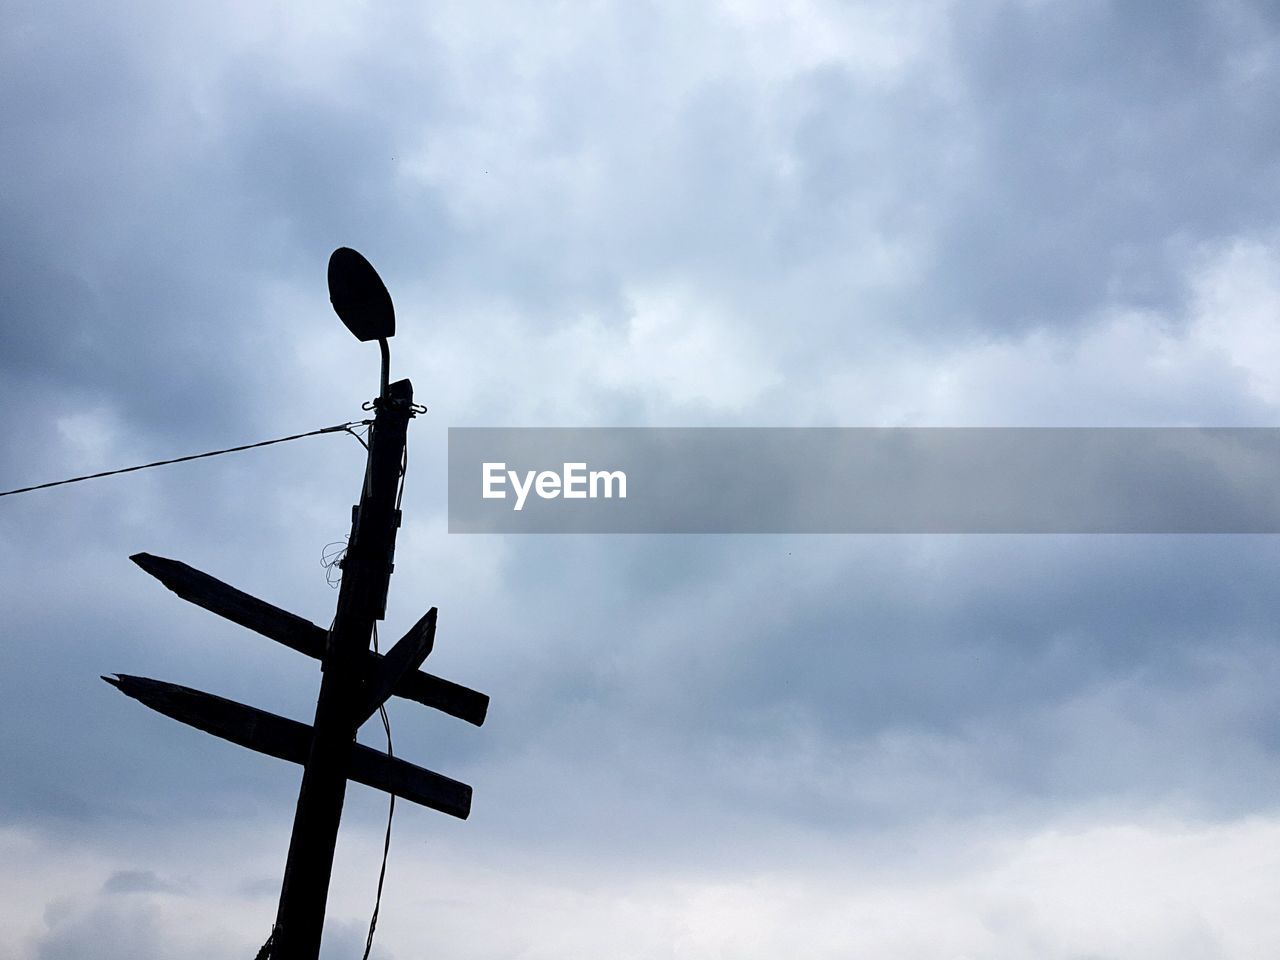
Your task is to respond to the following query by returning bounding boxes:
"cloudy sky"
[5,0,1280,957]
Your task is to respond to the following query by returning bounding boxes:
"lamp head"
[328,247,395,342]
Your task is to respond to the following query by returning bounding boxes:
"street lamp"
[328,247,396,398]
[106,246,486,960]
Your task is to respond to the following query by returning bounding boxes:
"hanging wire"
[318,422,370,589]
[396,446,408,512]
[0,420,374,499]
[362,623,396,960]
[321,540,348,588]
[342,423,371,451]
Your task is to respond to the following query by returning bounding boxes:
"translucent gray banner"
[447,428,1280,533]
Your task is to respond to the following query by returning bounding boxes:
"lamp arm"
[379,338,390,399]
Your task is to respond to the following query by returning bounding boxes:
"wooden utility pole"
[272,376,414,958]
[104,249,486,960]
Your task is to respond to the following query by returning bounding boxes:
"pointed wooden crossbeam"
[130,553,488,727]
[357,608,437,725]
[103,673,471,819]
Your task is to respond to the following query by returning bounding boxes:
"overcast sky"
[5,1,1280,957]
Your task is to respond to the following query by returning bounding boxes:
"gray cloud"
[101,869,184,895]
[5,0,1280,957]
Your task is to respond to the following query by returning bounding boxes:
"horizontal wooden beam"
[130,553,488,726]
[103,673,471,819]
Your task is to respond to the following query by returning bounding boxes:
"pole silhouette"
[105,249,487,960]
[271,376,414,958]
